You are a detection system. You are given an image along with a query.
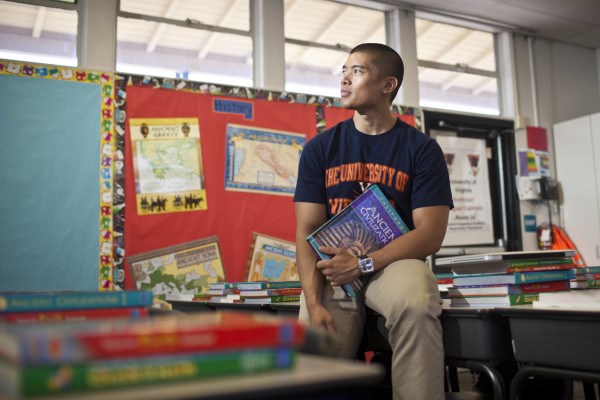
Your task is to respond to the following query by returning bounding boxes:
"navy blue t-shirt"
[293,118,453,229]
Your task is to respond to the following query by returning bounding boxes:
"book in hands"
[306,185,410,298]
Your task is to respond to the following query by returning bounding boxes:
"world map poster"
[225,124,305,195]
[130,117,207,215]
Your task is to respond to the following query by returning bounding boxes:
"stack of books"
[570,265,600,289]
[190,281,302,304]
[0,290,153,323]
[0,293,305,398]
[439,250,577,307]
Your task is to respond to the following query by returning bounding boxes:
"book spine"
[505,257,574,268]
[0,291,154,313]
[514,269,576,283]
[582,266,600,274]
[509,280,570,294]
[18,348,296,397]
[15,322,305,364]
[508,293,539,305]
[0,307,148,323]
[264,281,302,289]
[505,264,576,273]
[268,295,301,303]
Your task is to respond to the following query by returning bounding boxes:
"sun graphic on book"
[324,220,379,257]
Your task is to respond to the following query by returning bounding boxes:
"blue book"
[306,185,410,298]
[0,290,154,313]
[582,266,600,274]
[452,269,576,287]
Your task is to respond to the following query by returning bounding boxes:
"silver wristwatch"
[358,254,375,275]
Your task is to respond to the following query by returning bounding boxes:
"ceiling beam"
[32,6,47,38]
[146,0,182,53]
[472,77,496,95]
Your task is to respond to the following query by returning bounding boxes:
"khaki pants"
[299,259,444,400]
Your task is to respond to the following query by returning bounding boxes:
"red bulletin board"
[123,86,318,287]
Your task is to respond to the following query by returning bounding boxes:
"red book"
[0,311,305,365]
[0,307,149,323]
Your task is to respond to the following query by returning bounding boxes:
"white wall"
[512,33,600,250]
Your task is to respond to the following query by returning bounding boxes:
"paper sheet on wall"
[436,136,495,246]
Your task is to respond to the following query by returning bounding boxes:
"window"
[117,0,252,86]
[284,0,385,97]
[0,0,77,66]
[416,18,499,115]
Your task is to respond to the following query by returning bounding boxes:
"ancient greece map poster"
[129,237,226,300]
[225,124,305,195]
[436,136,494,246]
[130,118,207,215]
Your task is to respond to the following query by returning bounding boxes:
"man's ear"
[382,77,399,95]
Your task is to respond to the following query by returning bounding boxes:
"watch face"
[359,257,374,274]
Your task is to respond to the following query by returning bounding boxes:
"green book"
[243,294,301,304]
[450,293,539,307]
[1,347,295,397]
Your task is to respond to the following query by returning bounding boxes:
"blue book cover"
[0,290,154,313]
[306,185,410,298]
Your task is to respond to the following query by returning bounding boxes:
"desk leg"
[509,365,600,400]
[445,358,505,400]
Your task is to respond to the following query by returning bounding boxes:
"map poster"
[245,232,298,282]
[130,117,207,215]
[436,136,495,246]
[225,124,305,195]
[128,236,226,300]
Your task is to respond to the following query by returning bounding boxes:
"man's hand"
[307,303,337,334]
[316,246,361,286]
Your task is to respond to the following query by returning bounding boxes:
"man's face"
[339,51,386,110]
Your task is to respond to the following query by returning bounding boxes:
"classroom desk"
[1,354,384,400]
[496,306,600,400]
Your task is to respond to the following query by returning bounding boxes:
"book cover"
[0,307,149,324]
[0,291,153,313]
[245,232,298,282]
[447,280,570,297]
[128,236,227,300]
[242,294,301,304]
[209,281,302,291]
[450,293,539,307]
[1,347,295,397]
[451,257,575,276]
[0,311,305,365]
[306,185,410,298]
[452,269,576,287]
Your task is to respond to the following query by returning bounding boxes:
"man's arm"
[318,205,450,286]
[295,201,336,332]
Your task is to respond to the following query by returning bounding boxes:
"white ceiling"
[382,0,600,49]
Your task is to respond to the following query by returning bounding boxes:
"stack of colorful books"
[0,291,305,398]
[570,265,600,289]
[0,290,153,323]
[191,281,302,304]
[446,254,576,307]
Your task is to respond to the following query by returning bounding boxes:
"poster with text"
[225,124,305,195]
[437,136,495,246]
[130,117,207,214]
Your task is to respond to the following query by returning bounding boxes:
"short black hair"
[350,43,404,103]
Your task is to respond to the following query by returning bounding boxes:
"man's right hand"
[308,303,337,334]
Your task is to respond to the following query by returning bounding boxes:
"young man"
[294,43,453,400]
